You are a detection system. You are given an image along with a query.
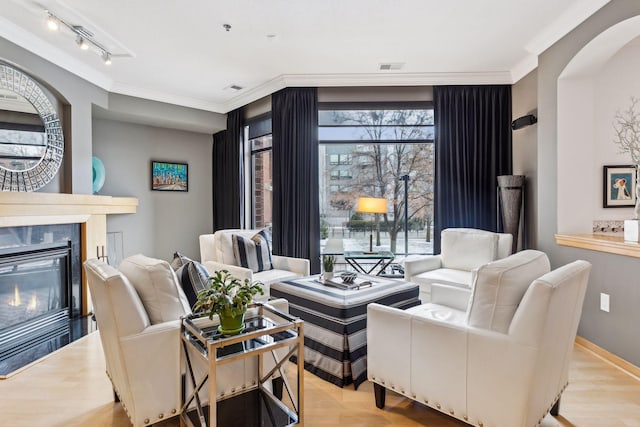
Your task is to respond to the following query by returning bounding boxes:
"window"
[319,105,434,256]
[247,115,273,229]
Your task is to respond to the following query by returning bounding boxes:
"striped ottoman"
[270,275,419,389]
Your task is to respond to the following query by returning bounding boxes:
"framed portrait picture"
[603,165,636,208]
[151,160,188,192]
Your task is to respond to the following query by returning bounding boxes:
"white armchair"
[368,250,591,427]
[200,229,310,299]
[404,228,513,302]
[84,255,290,427]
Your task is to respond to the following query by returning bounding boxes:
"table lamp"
[356,197,387,253]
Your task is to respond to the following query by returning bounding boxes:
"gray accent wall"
[93,118,213,262]
[537,1,640,366]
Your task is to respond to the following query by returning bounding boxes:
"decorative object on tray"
[322,254,335,280]
[319,272,373,290]
[340,271,357,284]
[193,270,264,335]
[612,97,640,241]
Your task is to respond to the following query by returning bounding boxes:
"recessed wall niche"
[557,17,640,234]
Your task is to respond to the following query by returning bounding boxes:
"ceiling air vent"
[229,84,243,91]
[379,62,404,71]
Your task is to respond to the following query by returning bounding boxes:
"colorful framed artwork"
[603,165,636,208]
[151,160,188,192]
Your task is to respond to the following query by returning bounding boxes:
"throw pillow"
[232,229,273,273]
[175,260,210,308]
[170,251,192,271]
[119,254,191,324]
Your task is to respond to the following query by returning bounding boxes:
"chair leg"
[550,396,561,416]
[272,376,284,400]
[374,383,386,409]
[113,388,120,403]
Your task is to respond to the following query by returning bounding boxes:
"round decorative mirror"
[0,63,64,191]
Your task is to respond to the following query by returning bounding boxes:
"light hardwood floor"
[1,332,639,426]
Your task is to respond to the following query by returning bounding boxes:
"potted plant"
[322,255,336,280]
[193,270,264,335]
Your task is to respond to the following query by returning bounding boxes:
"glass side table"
[180,303,304,427]
[344,250,395,275]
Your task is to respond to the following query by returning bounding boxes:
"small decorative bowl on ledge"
[341,272,357,284]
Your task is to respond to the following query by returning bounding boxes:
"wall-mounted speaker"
[511,114,537,130]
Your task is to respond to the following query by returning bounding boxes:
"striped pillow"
[232,230,273,273]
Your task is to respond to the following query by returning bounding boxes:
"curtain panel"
[433,85,512,253]
[211,108,244,231]
[272,87,321,273]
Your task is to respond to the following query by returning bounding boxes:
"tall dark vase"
[497,175,525,253]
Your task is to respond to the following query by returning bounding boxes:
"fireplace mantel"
[0,192,138,314]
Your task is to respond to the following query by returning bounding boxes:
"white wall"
[93,119,213,262]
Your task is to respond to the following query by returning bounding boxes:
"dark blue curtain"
[433,85,512,253]
[272,87,321,273]
[212,108,243,231]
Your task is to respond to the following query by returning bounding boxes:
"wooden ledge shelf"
[555,233,640,258]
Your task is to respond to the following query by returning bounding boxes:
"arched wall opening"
[557,16,640,233]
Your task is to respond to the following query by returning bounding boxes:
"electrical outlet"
[600,293,610,313]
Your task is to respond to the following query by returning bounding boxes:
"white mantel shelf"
[555,233,640,258]
[0,192,137,218]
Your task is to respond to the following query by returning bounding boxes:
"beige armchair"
[368,250,591,427]
[200,229,310,299]
[84,254,289,427]
[404,228,513,302]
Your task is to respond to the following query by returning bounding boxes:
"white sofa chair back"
[404,228,513,302]
[368,250,591,427]
[85,255,292,427]
[200,229,310,298]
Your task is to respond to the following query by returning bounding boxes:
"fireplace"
[0,224,88,377]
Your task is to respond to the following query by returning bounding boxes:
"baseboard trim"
[575,336,640,380]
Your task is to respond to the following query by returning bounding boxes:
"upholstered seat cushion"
[410,268,474,290]
[406,303,468,327]
[119,254,191,324]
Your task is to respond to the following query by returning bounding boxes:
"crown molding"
[109,82,225,113]
[510,54,538,84]
[221,71,513,113]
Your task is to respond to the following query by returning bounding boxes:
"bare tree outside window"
[319,107,434,255]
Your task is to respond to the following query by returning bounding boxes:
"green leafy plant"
[193,270,264,320]
[322,255,336,273]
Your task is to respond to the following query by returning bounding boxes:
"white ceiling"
[0,0,610,114]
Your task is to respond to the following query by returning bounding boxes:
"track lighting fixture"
[46,14,59,31]
[76,35,89,50]
[45,10,114,65]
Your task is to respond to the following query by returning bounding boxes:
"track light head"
[102,51,112,65]
[76,35,89,50]
[46,14,59,31]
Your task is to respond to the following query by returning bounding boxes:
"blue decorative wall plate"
[92,156,105,193]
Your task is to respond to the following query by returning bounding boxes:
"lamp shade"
[356,197,387,214]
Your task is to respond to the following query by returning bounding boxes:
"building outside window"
[246,115,272,229]
[319,104,434,257]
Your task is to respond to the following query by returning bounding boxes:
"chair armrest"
[202,260,254,281]
[404,255,443,279]
[272,255,310,276]
[430,283,471,312]
[367,303,412,392]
